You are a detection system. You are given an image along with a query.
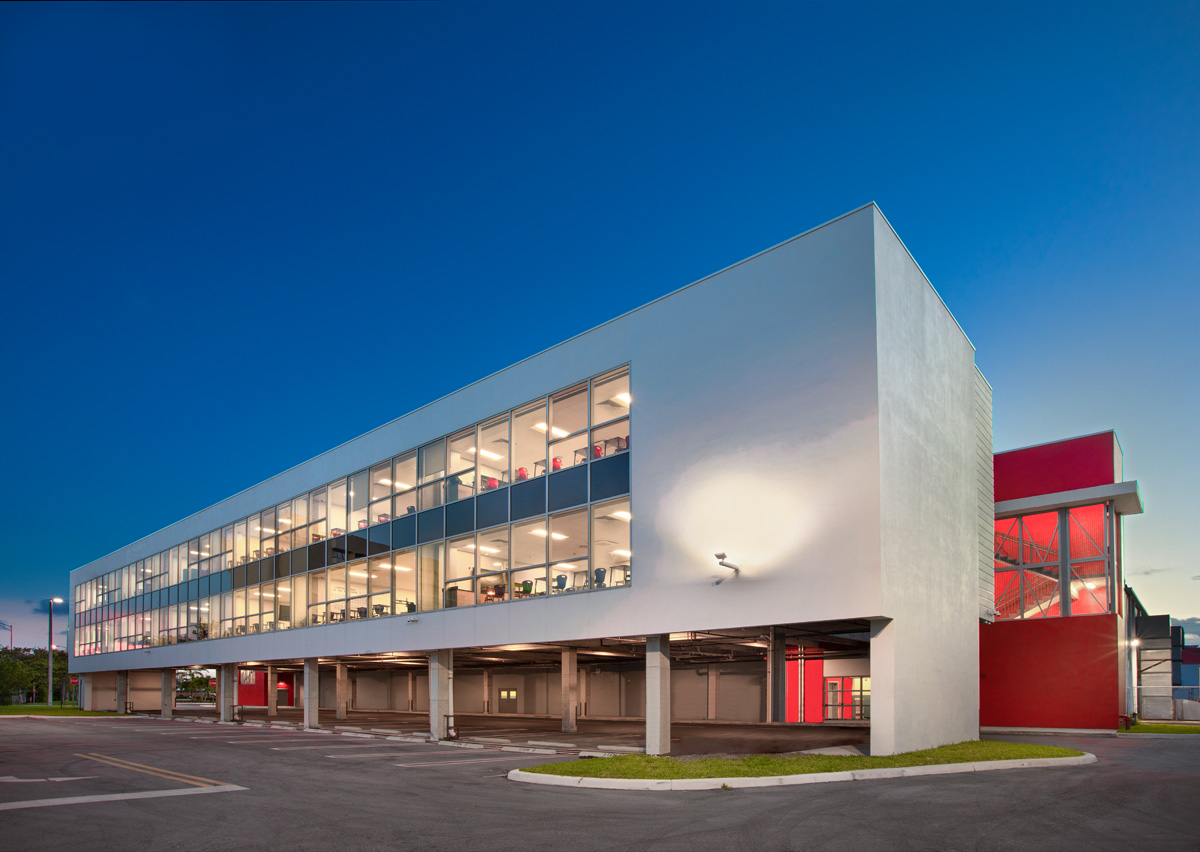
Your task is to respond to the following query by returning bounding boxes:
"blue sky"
[1,1,1198,648]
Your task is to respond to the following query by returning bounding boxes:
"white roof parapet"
[994,480,1143,519]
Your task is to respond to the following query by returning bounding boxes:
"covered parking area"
[90,619,873,755]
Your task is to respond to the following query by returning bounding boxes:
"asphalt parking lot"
[2,717,1197,852]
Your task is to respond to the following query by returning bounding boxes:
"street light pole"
[47,597,63,708]
[0,619,12,650]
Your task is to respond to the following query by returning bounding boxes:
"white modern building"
[69,204,992,756]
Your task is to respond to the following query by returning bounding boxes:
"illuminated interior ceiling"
[231,620,871,672]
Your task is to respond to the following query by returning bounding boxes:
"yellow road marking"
[75,754,228,788]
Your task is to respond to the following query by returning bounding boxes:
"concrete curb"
[507,753,1096,791]
[0,715,133,720]
[1116,733,1200,739]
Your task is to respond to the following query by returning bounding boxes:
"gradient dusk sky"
[1,1,1198,650]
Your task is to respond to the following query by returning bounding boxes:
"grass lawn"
[1128,723,1200,734]
[525,740,1084,780]
[0,705,121,716]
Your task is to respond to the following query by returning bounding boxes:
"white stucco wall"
[870,207,982,754]
[72,205,886,673]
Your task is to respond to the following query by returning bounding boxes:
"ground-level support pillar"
[335,663,349,720]
[766,627,786,723]
[580,666,590,718]
[267,665,278,717]
[303,659,320,729]
[77,674,89,711]
[707,665,719,720]
[561,648,579,733]
[407,670,416,711]
[161,669,175,718]
[482,669,492,714]
[429,650,452,740]
[219,664,236,722]
[645,634,671,755]
[116,670,129,714]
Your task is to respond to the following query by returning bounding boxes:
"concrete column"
[869,618,897,755]
[707,666,719,720]
[161,669,175,718]
[561,648,579,733]
[335,663,349,720]
[482,669,492,714]
[219,664,236,722]
[766,627,786,723]
[296,669,305,711]
[645,635,671,755]
[429,650,452,740]
[303,659,320,729]
[407,670,415,712]
[77,674,89,711]
[580,666,590,718]
[116,670,129,714]
[266,665,278,717]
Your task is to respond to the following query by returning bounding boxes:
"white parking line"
[272,744,409,751]
[324,751,432,759]
[0,785,247,811]
[394,756,555,768]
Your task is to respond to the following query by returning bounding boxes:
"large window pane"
[476,526,510,574]
[349,470,370,530]
[419,439,445,485]
[550,383,588,436]
[477,416,509,490]
[309,487,328,521]
[393,550,416,613]
[446,535,476,580]
[418,543,442,611]
[591,367,630,425]
[370,462,392,501]
[512,518,547,569]
[346,561,369,599]
[392,451,416,492]
[512,401,547,482]
[448,429,475,475]
[591,498,631,587]
[328,481,347,536]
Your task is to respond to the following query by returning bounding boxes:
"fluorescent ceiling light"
[262,593,275,598]
[394,482,411,490]
[530,529,548,537]
[478,546,500,554]
[611,511,632,521]
[279,518,292,525]
[553,562,575,569]
[379,478,392,485]
[479,449,503,460]
[394,566,412,572]
[276,586,290,592]
[615,392,631,405]
[534,422,549,432]
[551,532,567,540]
[1085,582,1096,589]
[612,549,632,557]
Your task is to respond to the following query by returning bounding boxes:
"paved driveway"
[1,718,1196,851]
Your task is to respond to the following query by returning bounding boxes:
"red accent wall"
[235,670,295,707]
[803,653,824,724]
[979,614,1120,729]
[785,646,800,723]
[994,432,1118,502]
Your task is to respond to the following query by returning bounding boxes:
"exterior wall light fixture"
[713,553,741,586]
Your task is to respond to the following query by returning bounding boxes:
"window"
[76,366,634,652]
[512,401,547,481]
[591,367,630,425]
[591,498,631,588]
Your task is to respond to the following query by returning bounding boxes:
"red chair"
[592,444,603,458]
[552,457,563,471]
[516,467,529,481]
[484,476,498,490]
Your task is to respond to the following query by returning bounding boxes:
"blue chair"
[553,574,567,592]
[593,567,607,588]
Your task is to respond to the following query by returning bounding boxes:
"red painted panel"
[785,646,800,723]
[979,614,1120,729]
[994,432,1118,502]
[236,669,267,706]
[803,652,824,724]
